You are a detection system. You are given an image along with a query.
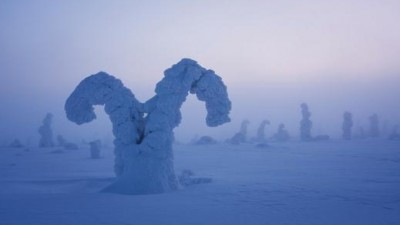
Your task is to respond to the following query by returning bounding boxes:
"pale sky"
[1,0,399,143]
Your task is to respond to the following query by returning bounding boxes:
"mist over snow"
[1,1,400,144]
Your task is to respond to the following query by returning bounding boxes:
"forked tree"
[65,59,231,194]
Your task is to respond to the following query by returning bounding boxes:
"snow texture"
[38,113,55,147]
[300,103,313,141]
[342,111,353,140]
[65,58,231,194]
[1,140,400,225]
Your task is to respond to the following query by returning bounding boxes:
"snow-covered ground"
[1,140,399,225]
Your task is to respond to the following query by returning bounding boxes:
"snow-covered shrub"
[57,135,78,150]
[342,111,353,140]
[38,113,55,147]
[300,103,312,141]
[194,136,218,145]
[178,169,212,186]
[65,58,231,194]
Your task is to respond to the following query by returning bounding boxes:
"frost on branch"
[65,58,231,194]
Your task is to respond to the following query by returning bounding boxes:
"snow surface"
[1,140,399,225]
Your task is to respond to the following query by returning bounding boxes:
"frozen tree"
[228,120,250,144]
[300,103,312,141]
[89,140,101,159]
[38,113,55,147]
[274,123,290,142]
[65,58,231,194]
[369,114,380,138]
[255,120,270,143]
[342,111,353,140]
[355,126,366,139]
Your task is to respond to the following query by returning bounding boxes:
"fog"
[1,0,399,145]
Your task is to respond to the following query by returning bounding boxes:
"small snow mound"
[194,136,218,145]
[178,169,212,186]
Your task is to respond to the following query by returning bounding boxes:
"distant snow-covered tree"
[255,120,270,143]
[274,123,290,142]
[89,140,101,159]
[38,113,55,147]
[65,59,231,194]
[369,114,380,138]
[300,103,312,141]
[228,120,249,144]
[342,111,353,140]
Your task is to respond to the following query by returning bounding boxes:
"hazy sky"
[1,0,399,144]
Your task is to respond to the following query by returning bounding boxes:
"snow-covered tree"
[369,114,380,138]
[228,120,249,144]
[89,140,101,159]
[255,120,270,143]
[274,123,290,142]
[38,113,55,147]
[342,111,353,140]
[300,103,312,141]
[65,58,231,194]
